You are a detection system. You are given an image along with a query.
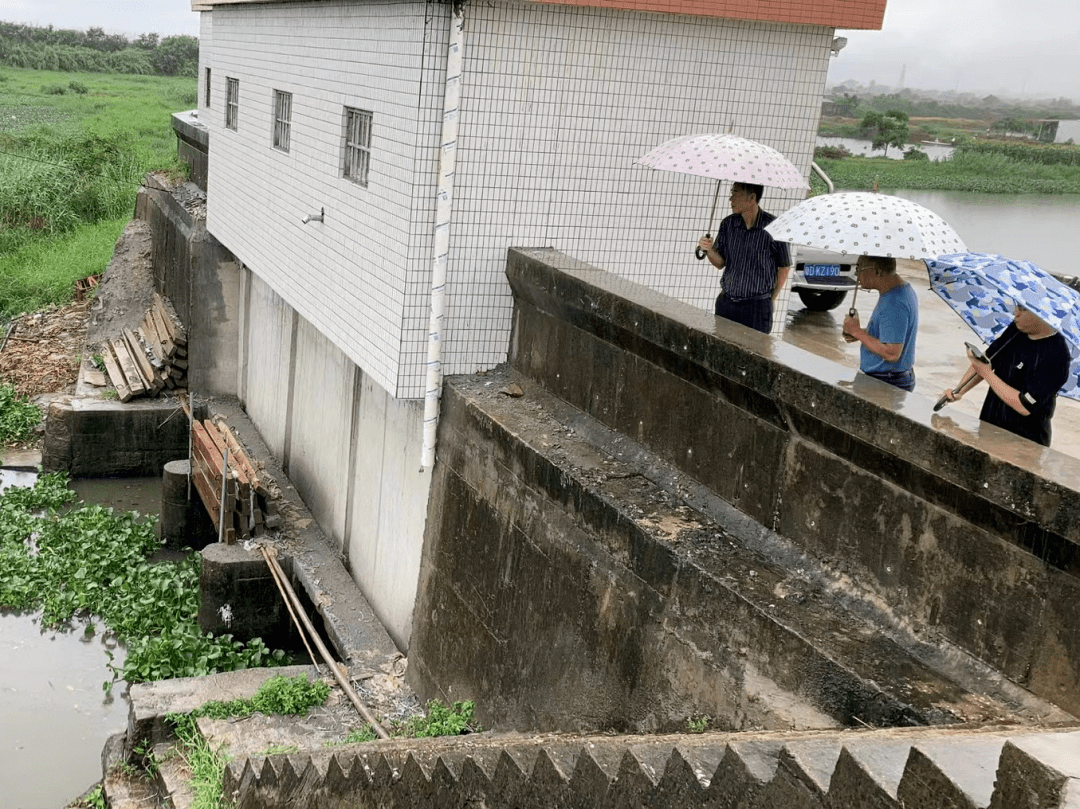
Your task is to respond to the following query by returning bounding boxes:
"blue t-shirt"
[861,282,918,375]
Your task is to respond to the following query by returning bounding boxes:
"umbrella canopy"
[635,133,808,189]
[927,251,1080,400]
[764,192,967,259]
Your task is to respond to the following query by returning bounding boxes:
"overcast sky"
[829,0,1079,101]
[0,0,199,39]
[1,0,1076,102]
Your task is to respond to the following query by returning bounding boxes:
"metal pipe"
[420,3,465,470]
[811,161,834,194]
[260,546,390,739]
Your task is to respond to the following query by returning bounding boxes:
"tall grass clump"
[0,66,193,317]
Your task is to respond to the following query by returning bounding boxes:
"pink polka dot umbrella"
[636,133,808,259]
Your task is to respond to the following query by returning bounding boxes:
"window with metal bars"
[225,77,239,130]
[343,107,373,186]
[273,90,292,152]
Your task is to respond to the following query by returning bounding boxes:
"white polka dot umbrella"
[635,133,809,189]
[763,191,967,260]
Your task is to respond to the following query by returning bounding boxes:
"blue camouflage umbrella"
[926,252,1080,400]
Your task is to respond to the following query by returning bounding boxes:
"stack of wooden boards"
[190,416,281,544]
[100,293,188,401]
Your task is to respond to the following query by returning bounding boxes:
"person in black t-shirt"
[939,306,1071,446]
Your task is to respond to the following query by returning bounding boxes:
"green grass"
[0,65,193,319]
[0,218,125,318]
[192,675,333,720]
[813,149,1080,195]
[0,382,41,442]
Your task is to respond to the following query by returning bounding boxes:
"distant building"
[188,0,887,647]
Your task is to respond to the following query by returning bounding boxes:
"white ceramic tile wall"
[201,0,831,399]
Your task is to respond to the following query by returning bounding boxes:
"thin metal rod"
[187,393,193,501]
[260,545,321,673]
[260,546,390,739]
[218,447,229,543]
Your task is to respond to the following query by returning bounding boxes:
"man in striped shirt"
[696,182,791,334]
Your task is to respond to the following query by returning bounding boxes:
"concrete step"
[214,726,1080,809]
[152,741,194,809]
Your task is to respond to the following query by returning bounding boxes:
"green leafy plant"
[394,699,479,738]
[0,382,41,442]
[101,388,118,400]
[193,675,331,720]
[0,473,287,689]
[256,743,299,756]
[687,716,709,733]
[327,725,378,746]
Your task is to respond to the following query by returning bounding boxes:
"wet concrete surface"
[782,258,1080,461]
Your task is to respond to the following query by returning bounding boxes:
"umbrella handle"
[933,390,958,412]
[695,233,710,261]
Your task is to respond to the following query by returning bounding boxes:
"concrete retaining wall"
[135,178,240,397]
[237,270,430,650]
[411,247,1080,727]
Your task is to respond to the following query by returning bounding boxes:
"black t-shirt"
[979,323,1071,446]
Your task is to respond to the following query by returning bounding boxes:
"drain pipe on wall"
[421,1,465,470]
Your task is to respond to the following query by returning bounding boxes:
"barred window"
[204,68,211,108]
[343,107,372,186]
[273,90,292,152]
[225,77,239,131]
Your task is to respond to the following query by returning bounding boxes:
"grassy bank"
[812,143,1080,196]
[0,66,194,319]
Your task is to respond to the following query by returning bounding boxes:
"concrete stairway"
[218,726,1080,809]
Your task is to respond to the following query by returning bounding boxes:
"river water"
[817,135,956,162]
[0,474,161,809]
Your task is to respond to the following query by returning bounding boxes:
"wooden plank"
[110,338,146,395]
[190,460,220,531]
[192,421,225,478]
[151,306,177,357]
[100,345,132,402]
[123,328,160,392]
[154,294,187,346]
[141,311,167,358]
[137,324,165,367]
[216,422,270,498]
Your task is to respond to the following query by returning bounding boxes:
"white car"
[789,246,858,311]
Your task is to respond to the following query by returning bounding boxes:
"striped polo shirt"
[713,209,791,300]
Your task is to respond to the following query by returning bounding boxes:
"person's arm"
[697,236,725,270]
[940,365,985,403]
[842,312,904,363]
[969,349,1031,415]
[772,266,790,302]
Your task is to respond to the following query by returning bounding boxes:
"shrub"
[42,83,65,95]
[903,148,930,161]
[68,80,88,94]
[814,145,852,160]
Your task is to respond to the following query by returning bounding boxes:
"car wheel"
[795,288,848,312]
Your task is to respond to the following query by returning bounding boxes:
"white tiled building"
[191,0,886,648]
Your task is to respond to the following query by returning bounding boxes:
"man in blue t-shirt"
[841,255,919,392]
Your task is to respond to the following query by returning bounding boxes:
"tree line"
[0,21,197,77]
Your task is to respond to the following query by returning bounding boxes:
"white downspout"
[421,3,465,469]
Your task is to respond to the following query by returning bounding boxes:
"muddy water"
[0,472,161,809]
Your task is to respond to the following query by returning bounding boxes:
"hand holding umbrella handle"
[695,234,711,261]
[933,390,959,412]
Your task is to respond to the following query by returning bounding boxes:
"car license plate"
[804,263,841,277]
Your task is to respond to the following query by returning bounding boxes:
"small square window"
[205,68,211,108]
[343,107,372,186]
[225,77,239,131]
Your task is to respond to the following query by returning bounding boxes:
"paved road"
[781,259,1080,461]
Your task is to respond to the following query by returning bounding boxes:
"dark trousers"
[715,293,772,334]
[865,368,916,392]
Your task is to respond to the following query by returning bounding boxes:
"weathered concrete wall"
[136,178,240,396]
[410,247,1080,728]
[237,270,430,650]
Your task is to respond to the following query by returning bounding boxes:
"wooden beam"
[100,344,132,402]
[110,338,146,396]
